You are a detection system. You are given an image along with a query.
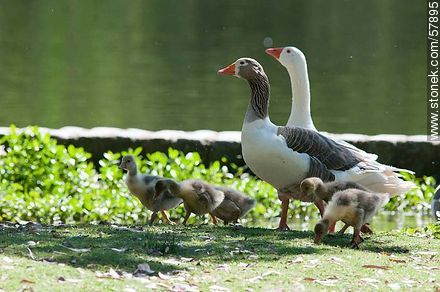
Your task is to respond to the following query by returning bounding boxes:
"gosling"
[300,177,368,202]
[300,177,373,234]
[211,186,256,225]
[119,155,182,225]
[154,179,224,224]
[314,188,390,248]
[155,180,256,225]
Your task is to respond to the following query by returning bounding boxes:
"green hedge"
[0,125,437,225]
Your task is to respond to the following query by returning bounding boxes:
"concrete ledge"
[0,127,439,178]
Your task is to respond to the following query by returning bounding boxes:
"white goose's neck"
[285,62,316,130]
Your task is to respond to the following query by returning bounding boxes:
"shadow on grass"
[0,222,322,273]
[0,223,180,273]
[319,233,410,254]
[0,222,411,274]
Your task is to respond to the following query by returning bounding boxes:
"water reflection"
[0,0,425,134]
[249,213,434,232]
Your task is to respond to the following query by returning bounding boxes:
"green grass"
[0,223,439,291]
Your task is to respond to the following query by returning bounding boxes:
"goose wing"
[278,126,363,168]
[278,126,416,194]
[277,126,379,181]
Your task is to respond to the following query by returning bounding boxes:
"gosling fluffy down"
[212,186,256,224]
[300,177,368,202]
[155,179,256,225]
[119,155,182,225]
[315,188,389,248]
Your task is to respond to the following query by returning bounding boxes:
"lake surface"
[0,0,426,135]
[253,213,434,232]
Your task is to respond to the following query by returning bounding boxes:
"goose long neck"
[246,74,270,120]
[286,62,315,129]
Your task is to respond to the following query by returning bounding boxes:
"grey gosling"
[154,179,224,225]
[300,177,374,234]
[155,180,256,225]
[311,186,390,249]
[212,186,256,225]
[119,155,182,225]
[300,177,369,202]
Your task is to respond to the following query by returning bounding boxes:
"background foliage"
[0,126,437,225]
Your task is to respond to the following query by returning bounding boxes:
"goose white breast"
[241,117,310,189]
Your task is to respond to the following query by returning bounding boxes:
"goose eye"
[240,61,245,65]
[286,49,291,53]
[127,159,131,163]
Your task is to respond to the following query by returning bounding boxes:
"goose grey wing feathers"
[307,156,335,182]
[278,126,363,181]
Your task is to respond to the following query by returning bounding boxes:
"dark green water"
[254,213,433,232]
[0,0,426,134]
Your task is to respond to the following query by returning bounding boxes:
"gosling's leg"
[160,210,175,225]
[360,223,373,234]
[209,213,218,225]
[149,212,158,226]
[338,223,350,235]
[182,211,191,225]
[351,227,364,249]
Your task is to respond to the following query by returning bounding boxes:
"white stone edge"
[0,126,438,144]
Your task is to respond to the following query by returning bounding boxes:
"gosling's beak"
[218,63,236,75]
[265,47,283,60]
[314,234,322,244]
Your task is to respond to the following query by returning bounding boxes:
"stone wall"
[0,127,439,179]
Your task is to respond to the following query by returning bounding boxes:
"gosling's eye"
[240,61,245,65]
[286,49,291,53]
[127,159,131,163]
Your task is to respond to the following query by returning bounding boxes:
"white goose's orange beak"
[218,63,235,75]
[265,48,283,59]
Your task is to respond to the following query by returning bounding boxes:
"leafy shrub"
[0,126,99,223]
[386,173,437,214]
[0,125,437,226]
[404,222,440,239]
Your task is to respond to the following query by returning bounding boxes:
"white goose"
[265,46,380,160]
[218,58,415,230]
[265,47,415,229]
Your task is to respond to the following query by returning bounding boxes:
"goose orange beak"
[265,48,283,59]
[218,63,235,75]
